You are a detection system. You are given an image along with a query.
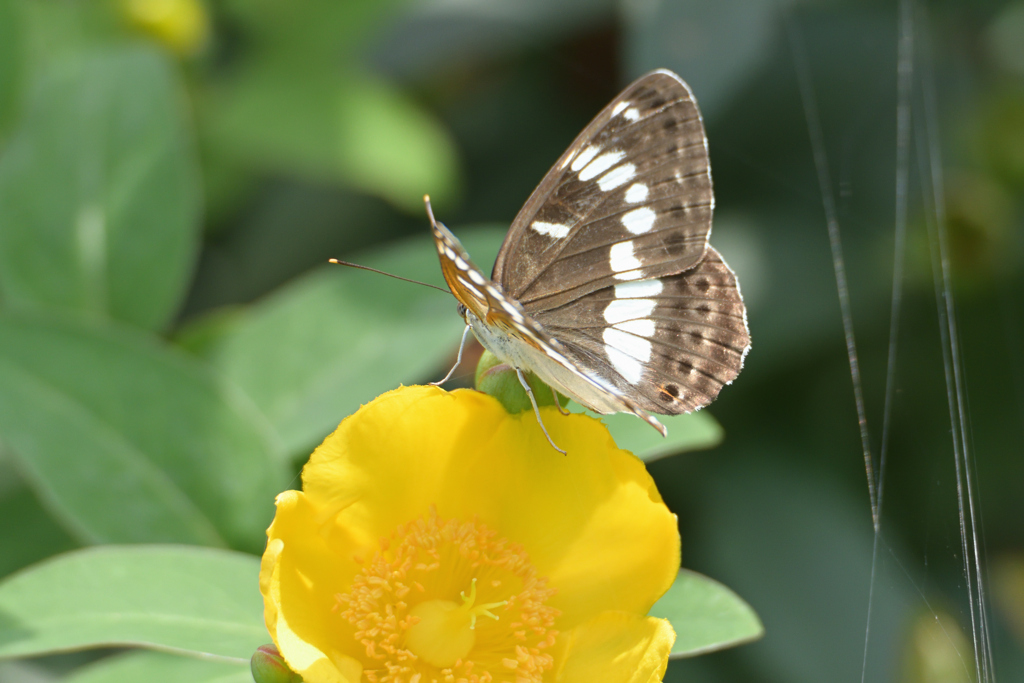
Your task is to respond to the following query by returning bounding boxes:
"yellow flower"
[260,385,680,683]
[121,0,210,57]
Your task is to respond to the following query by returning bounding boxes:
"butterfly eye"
[456,302,468,318]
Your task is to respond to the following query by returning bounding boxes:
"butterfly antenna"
[423,194,437,227]
[328,259,450,294]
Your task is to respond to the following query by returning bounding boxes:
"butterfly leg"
[516,368,567,455]
[551,387,570,415]
[431,324,472,387]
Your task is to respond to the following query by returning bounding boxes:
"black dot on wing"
[695,279,711,293]
[663,235,691,258]
[696,304,712,314]
[689,331,704,341]
[661,384,680,399]
[678,359,694,374]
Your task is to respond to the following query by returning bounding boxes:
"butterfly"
[427,69,751,452]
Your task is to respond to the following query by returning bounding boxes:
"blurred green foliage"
[0,46,200,329]
[0,0,1022,681]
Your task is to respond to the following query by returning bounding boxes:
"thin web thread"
[787,4,994,681]
[878,0,914,543]
[915,122,987,683]
[885,542,976,680]
[784,15,879,529]
[861,2,916,680]
[916,6,993,679]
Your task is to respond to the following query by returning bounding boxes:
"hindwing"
[531,248,750,414]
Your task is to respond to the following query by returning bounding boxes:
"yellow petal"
[554,612,676,683]
[301,385,679,629]
[301,386,499,552]
[121,0,209,56]
[260,490,364,682]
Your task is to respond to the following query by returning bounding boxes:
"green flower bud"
[475,350,567,414]
[251,644,303,683]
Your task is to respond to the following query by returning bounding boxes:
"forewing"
[431,217,500,322]
[532,248,750,414]
[492,70,713,311]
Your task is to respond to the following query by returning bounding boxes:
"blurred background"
[0,0,1022,681]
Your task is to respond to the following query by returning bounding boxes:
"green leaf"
[0,45,202,331]
[0,312,285,551]
[573,406,723,461]
[205,61,459,211]
[335,73,460,211]
[17,0,124,71]
[0,477,78,579]
[173,305,248,358]
[190,227,505,456]
[221,0,407,58]
[650,568,763,658]
[0,545,265,663]
[0,0,24,144]
[65,650,252,683]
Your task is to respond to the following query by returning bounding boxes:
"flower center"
[336,508,559,683]
[404,578,507,668]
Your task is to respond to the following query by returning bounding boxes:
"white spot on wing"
[500,299,520,316]
[623,107,640,121]
[456,276,483,298]
[622,207,657,234]
[454,255,468,269]
[603,328,651,382]
[615,318,656,337]
[609,241,642,274]
[612,101,628,116]
[531,221,570,238]
[468,269,486,285]
[614,279,663,298]
[570,145,600,172]
[603,298,656,324]
[624,183,649,203]
[579,151,625,181]
[598,163,636,191]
